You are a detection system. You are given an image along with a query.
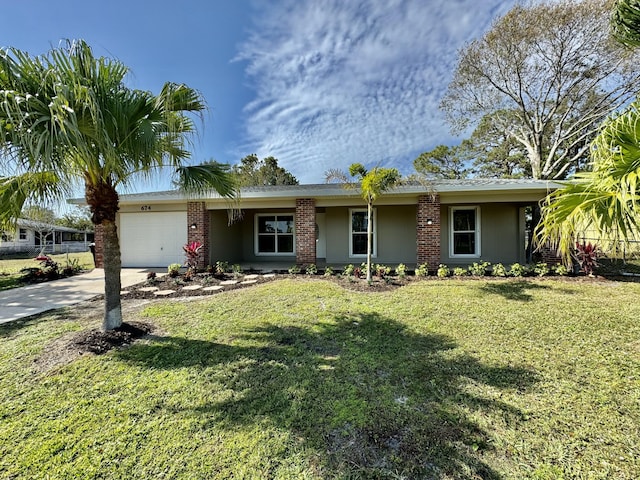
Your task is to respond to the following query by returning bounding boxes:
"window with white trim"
[255,214,294,255]
[449,207,480,257]
[350,209,376,257]
[19,228,27,241]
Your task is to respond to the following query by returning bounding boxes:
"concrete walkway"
[0,268,148,325]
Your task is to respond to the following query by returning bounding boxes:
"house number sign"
[140,205,152,211]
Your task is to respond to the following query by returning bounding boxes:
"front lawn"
[0,252,94,290]
[1,279,638,479]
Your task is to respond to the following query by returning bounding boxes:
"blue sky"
[1,0,518,187]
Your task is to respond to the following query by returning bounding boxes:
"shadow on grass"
[478,280,553,301]
[116,312,538,479]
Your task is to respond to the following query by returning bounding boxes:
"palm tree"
[612,0,640,47]
[327,164,400,282]
[536,100,640,262]
[0,40,236,331]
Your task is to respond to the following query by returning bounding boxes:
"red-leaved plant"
[575,241,598,276]
[183,241,203,273]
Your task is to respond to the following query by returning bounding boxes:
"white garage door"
[119,211,187,267]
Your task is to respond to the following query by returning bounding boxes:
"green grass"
[0,252,94,290]
[1,278,639,479]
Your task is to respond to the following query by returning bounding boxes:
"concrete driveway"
[0,268,148,325]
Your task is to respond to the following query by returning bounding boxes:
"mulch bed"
[70,321,155,355]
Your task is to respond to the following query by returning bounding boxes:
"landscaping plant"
[437,264,450,278]
[395,263,407,279]
[183,241,203,274]
[492,263,507,277]
[415,263,429,277]
[575,241,598,276]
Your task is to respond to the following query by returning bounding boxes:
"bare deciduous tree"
[442,0,640,179]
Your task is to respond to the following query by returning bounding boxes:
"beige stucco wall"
[324,205,417,265]
[440,203,526,266]
[208,210,244,264]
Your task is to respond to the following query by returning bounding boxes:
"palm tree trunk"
[101,219,122,331]
[85,179,123,331]
[367,201,373,283]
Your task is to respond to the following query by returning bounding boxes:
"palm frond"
[175,162,237,199]
[0,171,68,230]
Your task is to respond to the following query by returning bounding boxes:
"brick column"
[187,201,210,270]
[417,194,441,271]
[295,198,316,265]
[93,224,104,268]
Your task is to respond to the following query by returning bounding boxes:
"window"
[450,207,480,257]
[19,228,27,241]
[350,209,376,257]
[255,214,294,255]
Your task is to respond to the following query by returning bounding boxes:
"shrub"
[231,264,243,275]
[168,263,181,277]
[288,264,301,274]
[375,264,391,278]
[554,264,568,276]
[183,269,194,282]
[353,266,364,279]
[305,263,318,275]
[492,263,507,277]
[324,266,334,277]
[575,241,598,276]
[183,241,203,273]
[468,261,490,276]
[215,261,229,275]
[342,264,355,277]
[395,263,407,279]
[534,262,550,277]
[146,271,157,282]
[415,263,429,277]
[437,264,450,278]
[453,266,467,277]
[509,263,526,277]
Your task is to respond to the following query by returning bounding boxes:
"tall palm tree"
[0,40,236,330]
[327,164,400,282]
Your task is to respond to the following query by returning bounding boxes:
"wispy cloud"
[235,0,515,182]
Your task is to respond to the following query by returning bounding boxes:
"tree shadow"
[478,280,553,301]
[116,312,538,478]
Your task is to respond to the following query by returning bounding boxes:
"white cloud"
[235,0,515,183]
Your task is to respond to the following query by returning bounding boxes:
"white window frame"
[254,213,295,256]
[18,228,27,241]
[349,208,377,258]
[449,206,481,258]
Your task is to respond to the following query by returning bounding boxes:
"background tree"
[441,0,640,180]
[21,205,58,252]
[537,0,640,262]
[413,144,470,179]
[57,206,94,232]
[232,154,298,186]
[326,164,400,282]
[0,40,236,331]
[466,111,531,178]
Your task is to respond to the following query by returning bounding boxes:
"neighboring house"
[74,179,561,270]
[0,219,93,255]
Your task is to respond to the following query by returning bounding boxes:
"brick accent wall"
[187,201,210,270]
[93,223,104,268]
[416,194,441,271]
[538,243,562,265]
[295,198,316,265]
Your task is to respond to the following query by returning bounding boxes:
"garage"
[119,211,187,267]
